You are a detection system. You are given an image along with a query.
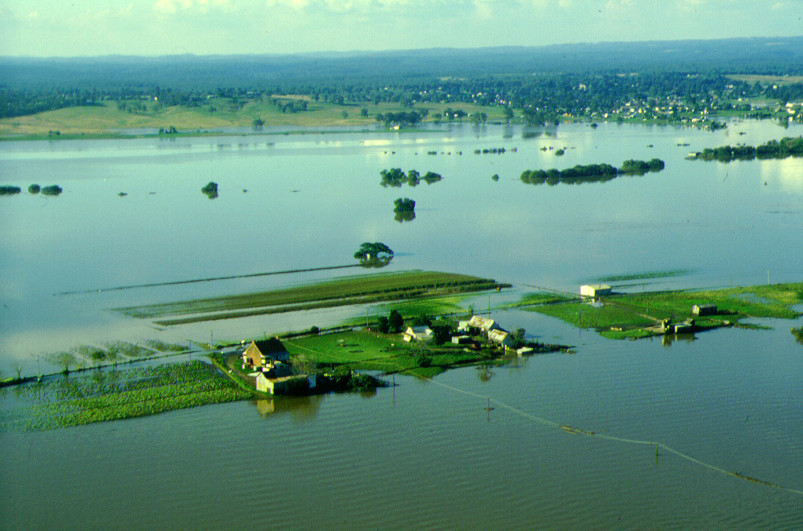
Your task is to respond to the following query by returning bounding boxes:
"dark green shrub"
[41,185,63,196]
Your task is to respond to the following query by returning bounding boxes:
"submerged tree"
[393,197,416,223]
[354,242,394,268]
[201,181,218,199]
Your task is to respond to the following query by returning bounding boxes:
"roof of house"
[252,338,287,354]
[244,338,288,363]
[488,329,510,343]
[467,315,496,330]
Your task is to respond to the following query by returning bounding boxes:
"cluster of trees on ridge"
[520,159,665,186]
[689,136,803,162]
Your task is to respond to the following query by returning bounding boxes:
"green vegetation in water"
[353,241,394,268]
[41,340,187,374]
[508,292,574,308]
[596,269,691,282]
[1,184,61,196]
[520,282,803,340]
[380,168,443,188]
[201,181,218,199]
[40,185,63,196]
[792,327,803,345]
[393,197,416,223]
[520,159,664,186]
[688,136,803,162]
[117,270,509,325]
[1,361,252,431]
[0,185,22,195]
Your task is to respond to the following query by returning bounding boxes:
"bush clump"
[201,181,218,199]
[41,185,63,196]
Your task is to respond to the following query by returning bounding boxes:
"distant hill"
[1,37,802,90]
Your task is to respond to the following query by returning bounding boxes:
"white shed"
[580,284,611,298]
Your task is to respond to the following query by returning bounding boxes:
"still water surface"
[0,122,801,528]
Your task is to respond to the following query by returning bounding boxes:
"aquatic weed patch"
[2,361,252,431]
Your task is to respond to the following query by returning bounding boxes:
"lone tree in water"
[354,242,394,268]
[201,181,218,199]
[393,197,416,223]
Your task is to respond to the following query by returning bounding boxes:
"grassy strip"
[341,295,471,325]
[508,292,574,308]
[2,361,252,431]
[596,270,690,282]
[0,99,508,139]
[119,270,507,323]
[522,282,803,339]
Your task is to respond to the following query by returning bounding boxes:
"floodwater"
[1,122,802,529]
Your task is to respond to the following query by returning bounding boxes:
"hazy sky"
[1,0,801,57]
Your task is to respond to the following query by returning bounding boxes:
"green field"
[118,270,508,326]
[519,283,803,340]
[0,98,510,139]
[1,361,252,431]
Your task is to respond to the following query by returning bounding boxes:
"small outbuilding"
[516,346,534,357]
[451,335,472,345]
[488,329,514,349]
[581,284,611,298]
[692,304,717,316]
[673,323,694,334]
[256,373,309,395]
[402,326,433,342]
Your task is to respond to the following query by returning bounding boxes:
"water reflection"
[394,210,415,223]
[661,333,697,347]
[476,365,495,382]
[253,394,323,420]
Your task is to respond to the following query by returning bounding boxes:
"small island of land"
[513,282,803,340]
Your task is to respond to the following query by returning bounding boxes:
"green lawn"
[283,330,500,378]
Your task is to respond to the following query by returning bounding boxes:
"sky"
[0,0,801,57]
